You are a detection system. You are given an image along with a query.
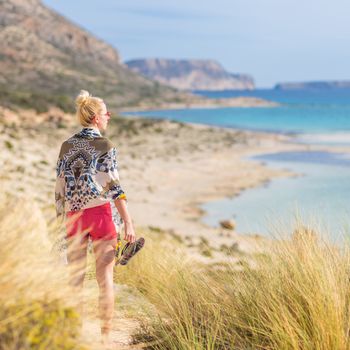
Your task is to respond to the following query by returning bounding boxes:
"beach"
[2,107,348,264]
[118,96,279,112]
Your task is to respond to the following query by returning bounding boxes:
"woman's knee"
[98,250,115,266]
[96,269,114,293]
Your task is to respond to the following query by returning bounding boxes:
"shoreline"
[112,117,315,256]
[115,113,350,259]
[2,106,350,264]
[118,96,280,113]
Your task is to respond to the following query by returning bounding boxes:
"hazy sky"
[43,0,350,88]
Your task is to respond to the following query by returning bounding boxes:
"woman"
[55,90,136,346]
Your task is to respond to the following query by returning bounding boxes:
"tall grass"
[118,224,350,349]
[3,188,350,349]
[0,193,85,349]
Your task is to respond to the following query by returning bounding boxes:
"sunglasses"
[92,111,111,118]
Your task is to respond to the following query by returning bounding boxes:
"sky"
[43,0,350,88]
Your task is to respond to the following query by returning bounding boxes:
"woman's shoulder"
[58,139,70,158]
[94,136,117,152]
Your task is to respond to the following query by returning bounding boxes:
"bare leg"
[67,233,89,317]
[93,238,117,343]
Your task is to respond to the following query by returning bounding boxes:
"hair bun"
[75,90,91,108]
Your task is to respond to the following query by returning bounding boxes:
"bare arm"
[101,145,135,243]
[114,198,136,243]
[113,198,131,223]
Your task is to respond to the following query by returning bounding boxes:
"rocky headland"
[275,80,350,90]
[125,58,255,91]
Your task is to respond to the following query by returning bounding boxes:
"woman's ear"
[92,115,99,124]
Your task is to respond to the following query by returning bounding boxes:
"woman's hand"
[124,221,136,243]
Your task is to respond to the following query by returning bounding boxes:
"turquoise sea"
[123,89,350,242]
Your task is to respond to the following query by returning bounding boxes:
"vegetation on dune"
[0,194,85,350]
[0,83,190,115]
[0,300,82,350]
[0,86,74,114]
[118,224,350,350]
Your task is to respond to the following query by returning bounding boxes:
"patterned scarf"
[77,127,102,138]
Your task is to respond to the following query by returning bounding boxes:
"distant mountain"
[0,0,190,112]
[274,80,350,90]
[125,59,255,91]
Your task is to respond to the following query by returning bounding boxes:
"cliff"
[0,0,190,112]
[125,59,255,91]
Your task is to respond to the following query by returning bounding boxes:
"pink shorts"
[65,202,118,241]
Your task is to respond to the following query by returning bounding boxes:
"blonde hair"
[75,90,104,127]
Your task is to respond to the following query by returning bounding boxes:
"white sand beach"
[2,107,349,264]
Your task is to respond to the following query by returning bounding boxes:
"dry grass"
[119,222,350,350]
[0,192,85,349]
[2,186,350,349]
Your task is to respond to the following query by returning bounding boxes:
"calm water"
[123,89,350,240]
[201,152,350,242]
[125,89,350,145]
